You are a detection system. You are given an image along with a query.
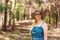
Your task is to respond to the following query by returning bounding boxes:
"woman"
[30,9,48,40]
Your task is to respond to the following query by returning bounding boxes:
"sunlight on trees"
[0,0,60,40]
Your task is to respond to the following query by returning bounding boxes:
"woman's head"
[32,9,45,21]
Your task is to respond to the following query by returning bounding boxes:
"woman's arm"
[43,23,48,40]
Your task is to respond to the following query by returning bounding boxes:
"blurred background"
[0,0,60,40]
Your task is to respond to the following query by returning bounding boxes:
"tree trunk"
[9,8,11,27]
[12,0,16,30]
[2,0,8,32]
[12,14,15,30]
[49,12,51,24]
[55,13,58,28]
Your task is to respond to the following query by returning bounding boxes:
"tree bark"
[9,8,11,27]
[2,0,8,32]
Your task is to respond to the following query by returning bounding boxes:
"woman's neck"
[36,20,42,25]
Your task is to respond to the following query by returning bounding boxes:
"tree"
[2,0,9,32]
[12,0,16,30]
[9,1,12,27]
[34,0,44,7]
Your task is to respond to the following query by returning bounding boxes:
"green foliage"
[34,0,43,4]
[50,5,57,23]
[19,10,24,20]
[16,2,25,20]
[44,5,57,23]
[50,13,56,23]
[16,7,20,21]
[44,15,49,23]
[44,12,56,23]
[0,5,4,12]
[34,0,44,7]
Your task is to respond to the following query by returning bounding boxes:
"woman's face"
[34,12,41,21]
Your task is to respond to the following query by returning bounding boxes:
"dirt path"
[0,20,60,40]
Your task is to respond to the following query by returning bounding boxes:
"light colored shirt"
[30,20,48,40]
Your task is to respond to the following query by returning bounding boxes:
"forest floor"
[0,20,60,40]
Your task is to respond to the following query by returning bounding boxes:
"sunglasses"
[35,14,40,15]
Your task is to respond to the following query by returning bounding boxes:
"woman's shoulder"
[42,22,48,29]
[43,22,47,26]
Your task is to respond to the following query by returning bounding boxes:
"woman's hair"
[31,9,46,20]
